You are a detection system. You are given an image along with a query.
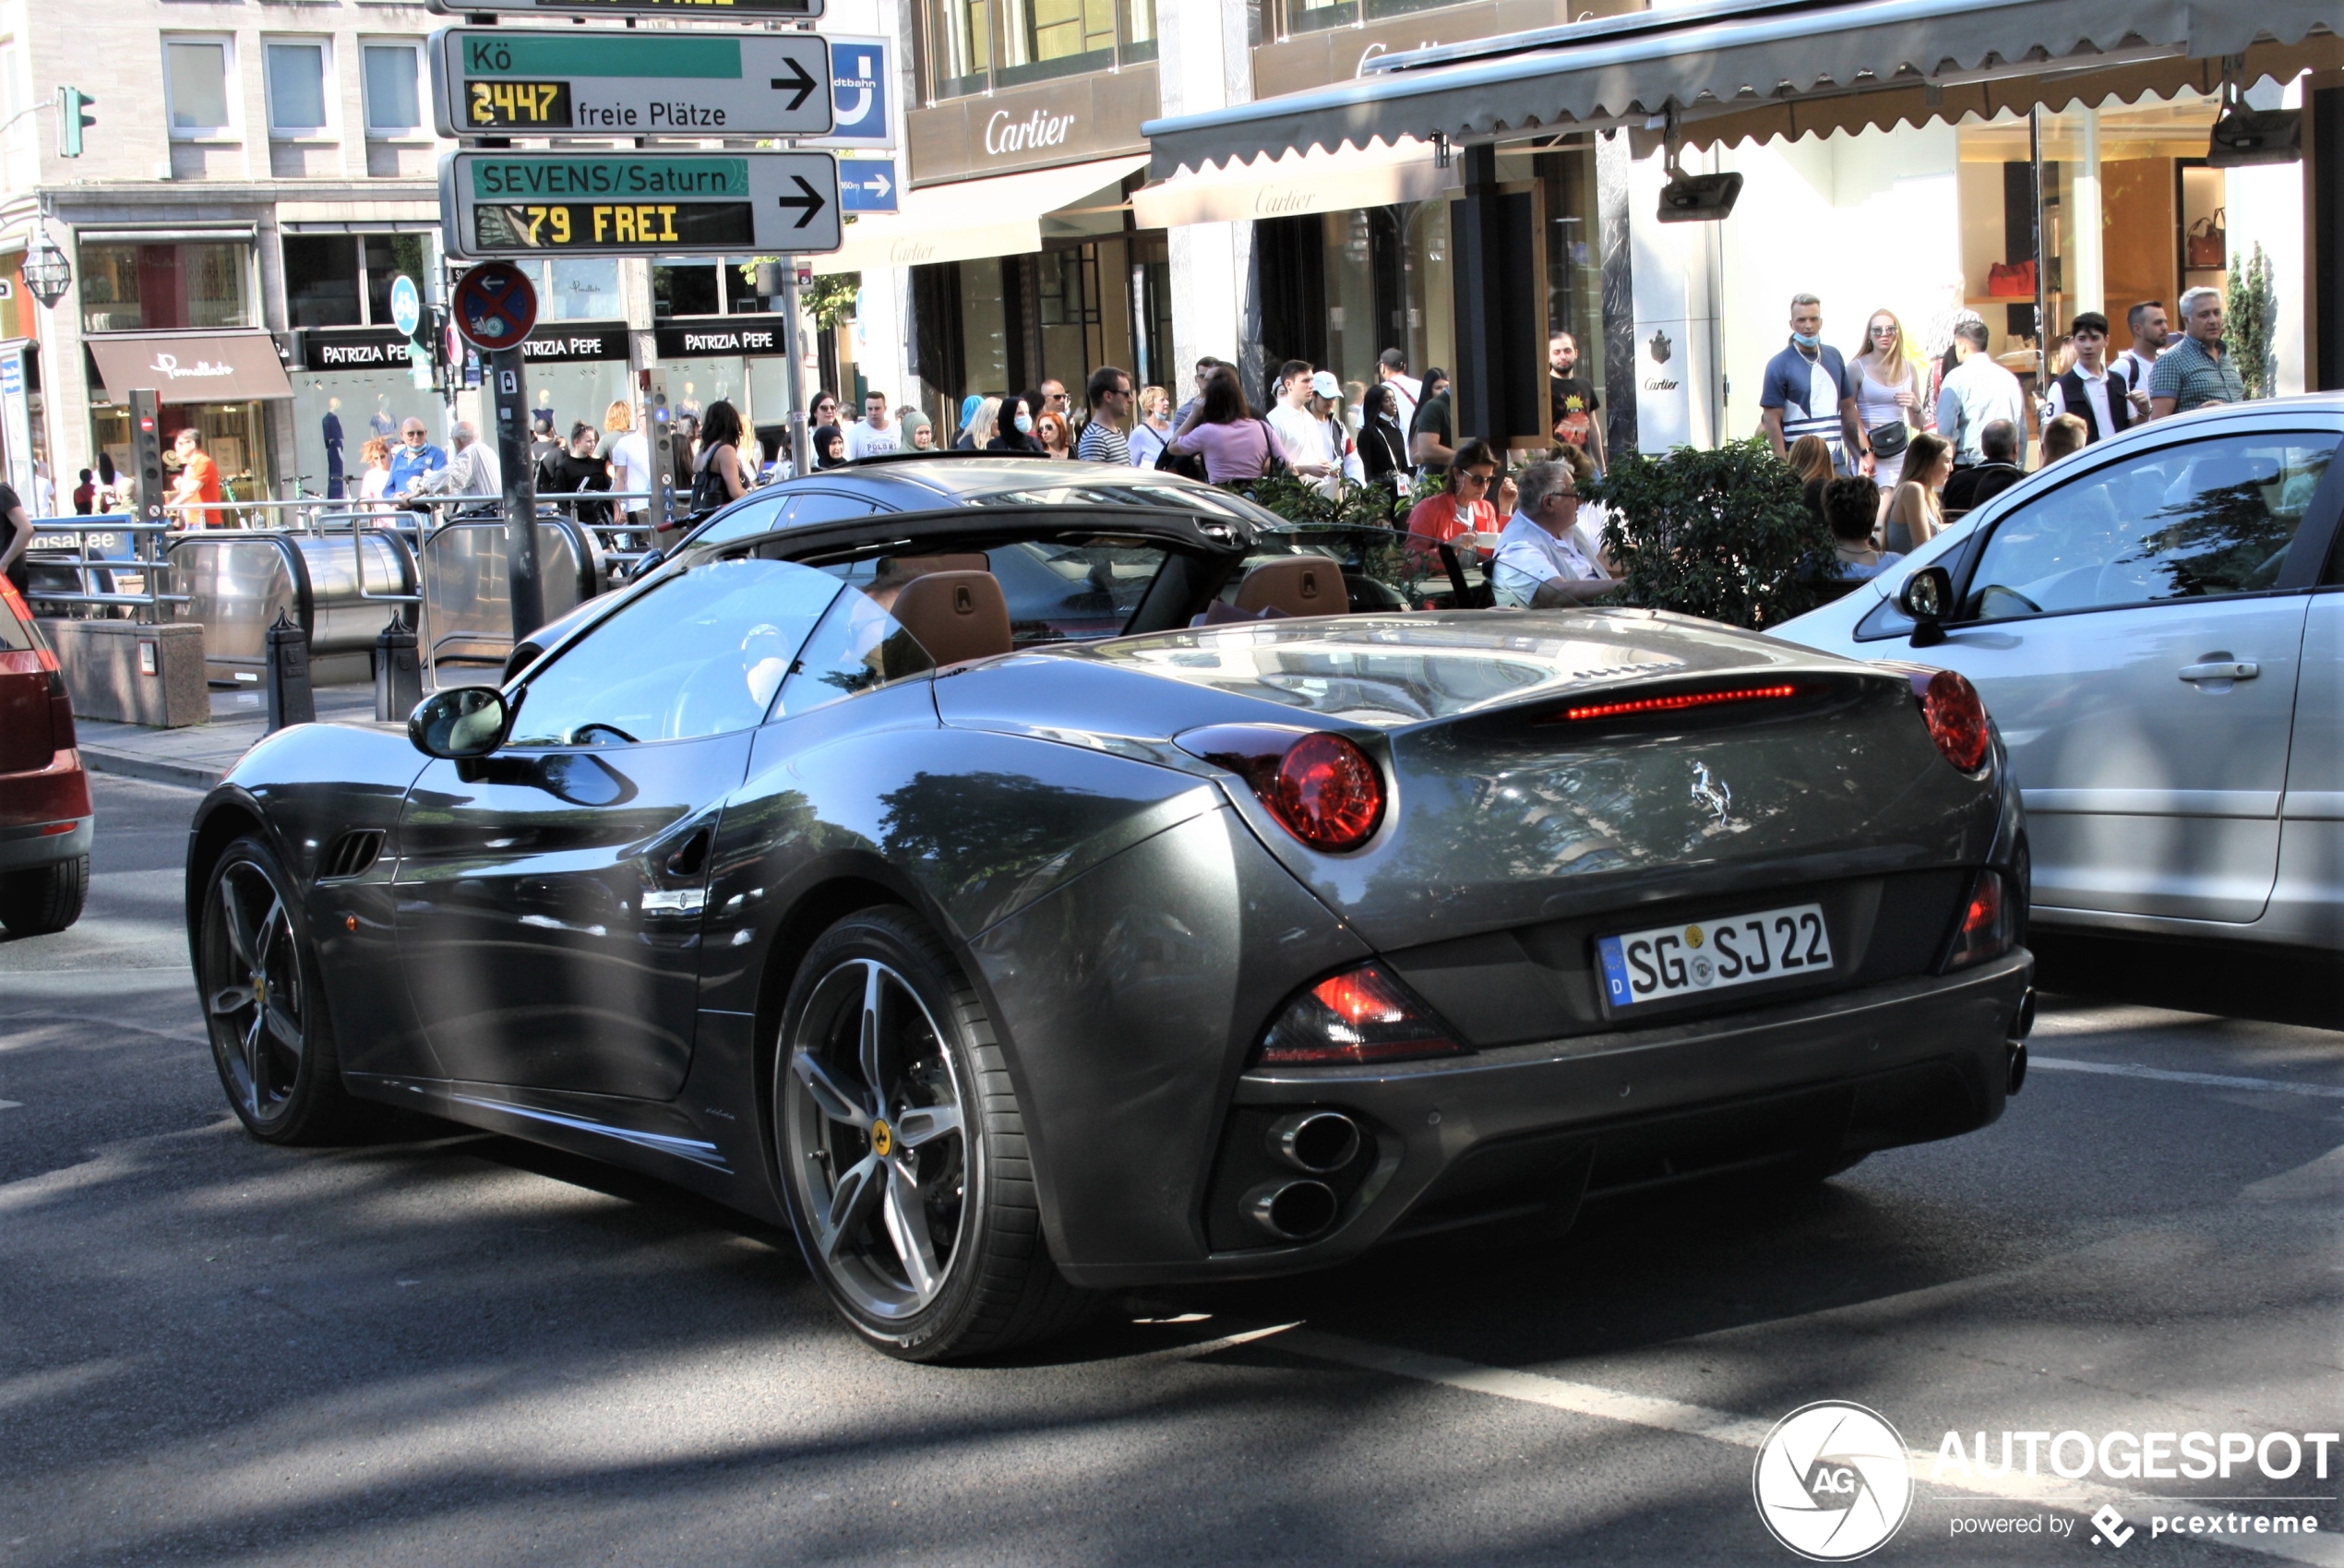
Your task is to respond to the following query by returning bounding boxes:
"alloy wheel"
[204,859,306,1124]
[783,958,971,1321]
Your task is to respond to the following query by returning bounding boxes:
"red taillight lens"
[1919,669,1990,772]
[1268,733,1384,851]
[1943,869,2014,971]
[1258,962,1465,1066]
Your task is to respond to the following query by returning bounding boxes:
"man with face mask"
[1760,293,1868,477]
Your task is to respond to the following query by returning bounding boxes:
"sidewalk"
[74,684,395,790]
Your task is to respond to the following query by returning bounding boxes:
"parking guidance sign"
[441,151,842,258]
[431,30,831,139]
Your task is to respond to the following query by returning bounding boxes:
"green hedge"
[1589,439,1836,630]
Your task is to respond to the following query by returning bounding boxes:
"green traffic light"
[59,87,95,158]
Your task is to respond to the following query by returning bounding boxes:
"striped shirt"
[1075,419,1129,464]
[2147,335,2245,413]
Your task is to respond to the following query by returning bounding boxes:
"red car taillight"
[1943,869,2015,971]
[1258,963,1465,1066]
[1919,669,1991,772]
[1177,724,1386,853]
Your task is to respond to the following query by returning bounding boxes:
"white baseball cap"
[1310,371,1343,400]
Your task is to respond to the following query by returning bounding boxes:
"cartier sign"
[986,107,1076,157]
[907,66,1155,186]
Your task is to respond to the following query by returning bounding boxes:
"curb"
[77,747,227,791]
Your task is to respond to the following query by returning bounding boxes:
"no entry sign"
[451,261,539,351]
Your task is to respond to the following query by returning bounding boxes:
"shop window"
[265,41,330,136]
[1121,0,1155,62]
[1284,0,1358,33]
[363,234,429,323]
[284,235,362,328]
[924,0,1157,99]
[999,0,1116,88]
[928,0,991,100]
[654,262,723,318]
[164,39,233,138]
[79,242,253,334]
[545,258,622,322]
[362,42,423,136]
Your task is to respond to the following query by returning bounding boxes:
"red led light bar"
[1555,684,1798,723]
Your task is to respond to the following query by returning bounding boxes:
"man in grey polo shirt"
[2148,286,2246,417]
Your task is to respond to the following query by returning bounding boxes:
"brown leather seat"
[890,570,1013,667]
[1235,555,1345,617]
[867,553,990,614]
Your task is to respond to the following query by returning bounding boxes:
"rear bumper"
[0,812,93,872]
[1066,950,2032,1289]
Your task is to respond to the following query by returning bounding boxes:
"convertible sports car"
[185,472,2035,1360]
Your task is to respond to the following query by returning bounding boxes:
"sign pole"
[781,258,808,477]
[491,347,543,640]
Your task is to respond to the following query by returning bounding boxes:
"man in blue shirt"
[1760,293,1868,477]
[387,417,448,495]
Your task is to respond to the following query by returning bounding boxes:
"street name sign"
[440,150,842,259]
[426,0,821,19]
[430,29,831,139]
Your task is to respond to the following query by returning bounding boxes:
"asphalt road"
[3,773,2339,1567]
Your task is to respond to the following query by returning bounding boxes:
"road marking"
[2030,1056,2344,1100]
[0,1100,20,1111]
[1223,1329,2344,1566]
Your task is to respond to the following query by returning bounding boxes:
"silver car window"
[1962,434,2335,623]
[508,557,841,747]
[774,581,934,716]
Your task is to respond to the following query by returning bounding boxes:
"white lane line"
[0,1100,20,1111]
[2029,1057,2344,1100]
[1241,1329,2344,1567]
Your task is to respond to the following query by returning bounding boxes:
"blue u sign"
[829,42,888,143]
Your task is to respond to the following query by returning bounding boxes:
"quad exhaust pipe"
[2005,987,2036,1095]
[1244,1179,1340,1241]
[1267,1110,1362,1174]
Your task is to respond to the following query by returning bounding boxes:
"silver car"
[1774,396,2342,952]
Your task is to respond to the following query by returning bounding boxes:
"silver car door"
[1925,428,2333,924]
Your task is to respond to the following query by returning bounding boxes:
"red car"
[0,580,90,935]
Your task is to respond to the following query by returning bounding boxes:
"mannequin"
[323,395,346,499]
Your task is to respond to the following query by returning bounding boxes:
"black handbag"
[1868,420,1910,461]
[1154,435,1207,483]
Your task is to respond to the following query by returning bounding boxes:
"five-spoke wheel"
[197,835,362,1143]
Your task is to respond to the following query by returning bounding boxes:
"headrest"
[1234,555,1345,617]
[889,570,1012,668]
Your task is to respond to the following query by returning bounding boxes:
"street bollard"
[263,609,315,733]
[374,616,422,724]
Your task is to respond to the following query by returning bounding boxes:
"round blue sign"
[389,274,421,337]
[451,262,538,353]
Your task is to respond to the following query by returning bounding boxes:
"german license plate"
[1597,903,1833,1009]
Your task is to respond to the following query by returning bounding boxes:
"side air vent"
[318,829,385,881]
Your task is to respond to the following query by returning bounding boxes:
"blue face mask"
[1791,330,1821,349]
[1013,413,1034,434]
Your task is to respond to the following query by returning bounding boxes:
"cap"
[1310,371,1343,401]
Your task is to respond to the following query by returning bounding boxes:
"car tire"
[196,835,370,1145]
[0,854,88,936]
[774,907,1094,1362]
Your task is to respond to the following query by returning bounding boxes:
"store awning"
[1142,0,2344,174]
[810,155,1149,276]
[1131,138,1459,229]
[87,331,293,402]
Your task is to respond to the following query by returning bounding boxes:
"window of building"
[361,42,423,136]
[923,0,1154,101]
[364,233,429,322]
[280,232,432,329]
[654,262,723,318]
[164,38,233,138]
[265,40,330,136]
[544,258,623,322]
[78,242,254,334]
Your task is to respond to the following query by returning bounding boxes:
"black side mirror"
[1900,565,1953,648]
[409,686,511,760]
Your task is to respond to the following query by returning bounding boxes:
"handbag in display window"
[1986,260,2037,298]
[2186,210,2227,270]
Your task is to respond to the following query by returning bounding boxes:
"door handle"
[2179,661,2259,682]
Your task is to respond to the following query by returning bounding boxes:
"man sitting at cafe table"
[1490,459,1618,608]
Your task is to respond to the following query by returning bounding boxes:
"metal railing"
[20,517,188,618]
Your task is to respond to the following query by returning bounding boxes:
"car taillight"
[1943,869,2015,971]
[1177,724,1386,853]
[1258,963,1465,1066]
[1919,669,1991,772]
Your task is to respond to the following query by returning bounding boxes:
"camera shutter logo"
[1752,1401,1913,1560]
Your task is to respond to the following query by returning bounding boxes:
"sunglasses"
[1869,326,1899,337]
[1460,470,1495,485]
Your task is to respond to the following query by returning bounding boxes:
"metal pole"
[781,258,808,477]
[490,345,543,641]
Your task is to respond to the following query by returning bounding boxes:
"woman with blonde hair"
[1884,432,1953,555]
[965,395,1002,450]
[1130,386,1173,468]
[1788,432,1837,529]
[1853,309,1926,493]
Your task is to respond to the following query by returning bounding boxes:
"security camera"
[1656,171,1744,223]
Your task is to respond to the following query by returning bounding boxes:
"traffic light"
[58,87,94,158]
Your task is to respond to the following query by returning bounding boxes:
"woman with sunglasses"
[1404,437,1502,566]
[1852,310,1925,492]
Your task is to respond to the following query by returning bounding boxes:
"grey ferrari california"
[185,481,2034,1360]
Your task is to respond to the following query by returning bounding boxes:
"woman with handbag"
[688,400,749,513]
[1852,310,1925,493]
[1166,365,1289,485]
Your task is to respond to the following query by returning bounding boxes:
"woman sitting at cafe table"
[1404,437,1504,562]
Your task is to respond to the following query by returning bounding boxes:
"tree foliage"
[1588,438,1836,630]
[2224,242,2278,400]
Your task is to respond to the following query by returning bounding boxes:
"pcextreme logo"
[1752,1401,1914,1561]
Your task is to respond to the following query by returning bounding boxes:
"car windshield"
[813,538,1177,648]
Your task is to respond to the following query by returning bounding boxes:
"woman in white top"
[1852,310,1927,494]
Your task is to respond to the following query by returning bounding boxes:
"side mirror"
[408,686,510,760]
[628,548,664,581]
[1899,565,1953,648]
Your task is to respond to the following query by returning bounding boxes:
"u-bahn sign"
[439,150,842,259]
[429,29,832,140]
[425,0,821,18]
